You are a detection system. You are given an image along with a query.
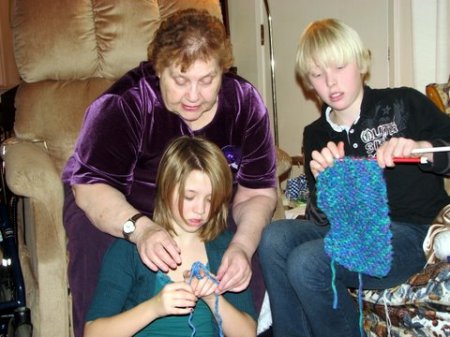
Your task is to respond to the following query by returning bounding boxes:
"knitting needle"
[411,146,450,154]
[359,145,450,164]
[393,157,428,164]
[370,157,427,164]
[390,146,450,164]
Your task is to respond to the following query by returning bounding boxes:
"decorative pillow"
[423,204,450,264]
[426,76,450,116]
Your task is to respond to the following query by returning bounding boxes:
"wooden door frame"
[219,0,230,36]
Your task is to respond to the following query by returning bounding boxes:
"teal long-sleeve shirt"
[86,230,256,336]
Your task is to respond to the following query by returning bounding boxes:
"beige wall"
[228,0,390,158]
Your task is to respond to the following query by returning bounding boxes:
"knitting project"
[187,261,224,337]
[317,157,393,336]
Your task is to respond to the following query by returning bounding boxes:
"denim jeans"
[258,219,429,337]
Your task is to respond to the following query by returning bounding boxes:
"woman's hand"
[310,141,345,178]
[135,223,182,273]
[376,137,433,168]
[216,242,252,293]
[217,185,276,294]
[72,183,182,273]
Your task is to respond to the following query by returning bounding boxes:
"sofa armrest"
[1,140,70,337]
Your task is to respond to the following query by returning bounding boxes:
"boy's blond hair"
[296,18,371,87]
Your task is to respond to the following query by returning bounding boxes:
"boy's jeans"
[259,219,429,337]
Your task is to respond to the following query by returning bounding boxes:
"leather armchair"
[2,1,224,337]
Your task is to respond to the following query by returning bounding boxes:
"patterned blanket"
[359,262,450,337]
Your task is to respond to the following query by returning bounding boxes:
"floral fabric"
[357,262,450,337]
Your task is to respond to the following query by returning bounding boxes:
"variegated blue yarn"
[188,261,224,337]
[317,157,393,336]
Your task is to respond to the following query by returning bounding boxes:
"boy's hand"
[310,141,345,178]
[376,137,433,168]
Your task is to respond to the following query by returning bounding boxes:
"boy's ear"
[362,71,370,83]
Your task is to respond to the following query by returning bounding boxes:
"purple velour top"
[62,62,277,215]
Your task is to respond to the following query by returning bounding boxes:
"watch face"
[123,220,136,234]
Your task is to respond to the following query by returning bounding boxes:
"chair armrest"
[2,140,63,202]
[1,140,70,337]
[2,139,66,260]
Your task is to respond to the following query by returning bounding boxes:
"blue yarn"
[331,264,365,335]
[358,273,364,337]
[330,260,338,309]
[187,261,224,337]
[317,157,393,337]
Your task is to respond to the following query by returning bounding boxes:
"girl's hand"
[376,137,433,168]
[153,282,197,317]
[184,270,219,305]
[310,141,345,178]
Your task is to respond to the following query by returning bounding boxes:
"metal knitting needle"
[372,157,428,164]
[411,146,450,154]
[392,146,450,164]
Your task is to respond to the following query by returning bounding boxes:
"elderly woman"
[62,8,277,337]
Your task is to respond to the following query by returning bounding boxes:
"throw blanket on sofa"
[361,262,450,337]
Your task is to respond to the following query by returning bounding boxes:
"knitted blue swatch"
[317,157,393,335]
[188,261,224,337]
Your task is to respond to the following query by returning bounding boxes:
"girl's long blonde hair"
[153,136,233,242]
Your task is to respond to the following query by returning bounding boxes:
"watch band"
[129,213,145,223]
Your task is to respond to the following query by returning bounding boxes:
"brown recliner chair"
[2,1,224,337]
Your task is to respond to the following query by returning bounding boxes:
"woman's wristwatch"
[122,213,145,240]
